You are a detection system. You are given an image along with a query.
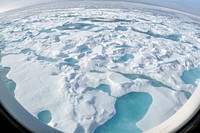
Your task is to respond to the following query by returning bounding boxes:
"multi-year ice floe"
[0,2,200,133]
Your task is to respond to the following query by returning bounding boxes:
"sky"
[0,0,199,16]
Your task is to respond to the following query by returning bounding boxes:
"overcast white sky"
[0,0,199,16]
[0,0,58,13]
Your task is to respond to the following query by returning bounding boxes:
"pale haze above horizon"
[0,0,199,16]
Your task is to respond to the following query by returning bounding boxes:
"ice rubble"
[0,2,200,133]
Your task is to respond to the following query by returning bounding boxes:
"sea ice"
[0,1,200,133]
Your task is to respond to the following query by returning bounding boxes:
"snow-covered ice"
[0,1,200,133]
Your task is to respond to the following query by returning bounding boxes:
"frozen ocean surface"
[95,92,152,133]
[0,1,200,133]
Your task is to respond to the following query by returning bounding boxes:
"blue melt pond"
[115,26,128,31]
[64,58,79,66]
[64,58,80,70]
[181,68,200,85]
[37,110,52,124]
[56,23,97,31]
[78,45,91,52]
[131,28,181,41]
[113,54,134,63]
[87,84,111,95]
[37,55,57,62]
[95,92,152,133]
